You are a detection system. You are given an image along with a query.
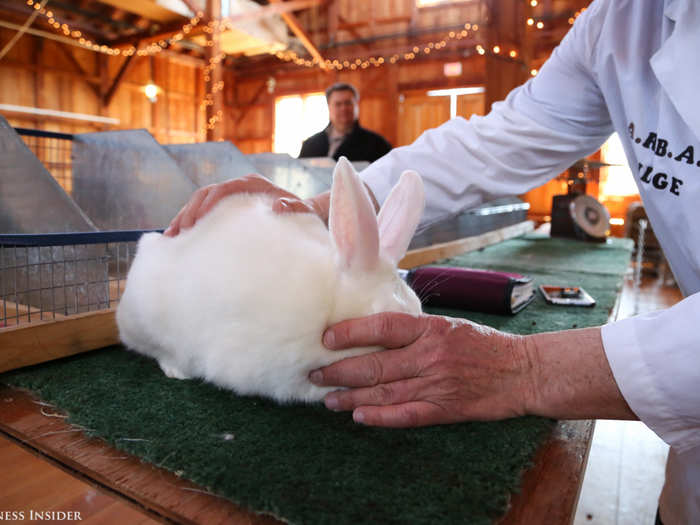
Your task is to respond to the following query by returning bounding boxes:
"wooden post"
[327,0,338,46]
[163,57,170,143]
[194,66,203,141]
[485,0,528,111]
[98,53,109,117]
[33,37,43,126]
[205,0,223,141]
[150,55,159,139]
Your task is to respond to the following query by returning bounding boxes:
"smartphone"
[539,285,596,307]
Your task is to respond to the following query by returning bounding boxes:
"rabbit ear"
[377,170,425,266]
[329,156,380,271]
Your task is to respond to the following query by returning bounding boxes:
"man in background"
[299,82,392,163]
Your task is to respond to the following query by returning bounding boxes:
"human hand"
[164,174,327,237]
[309,312,536,428]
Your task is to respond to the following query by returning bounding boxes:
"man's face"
[328,90,358,131]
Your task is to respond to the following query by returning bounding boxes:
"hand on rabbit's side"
[164,174,328,237]
[311,312,636,427]
[310,313,533,427]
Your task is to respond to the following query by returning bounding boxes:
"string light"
[206,110,224,131]
[272,21,518,71]
[530,68,538,76]
[25,0,204,56]
[536,21,544,29]
[24,0,240,134]
[273,17,532,73]
[569,7,586,24]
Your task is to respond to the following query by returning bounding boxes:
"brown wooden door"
[397,90,485,147]
[397,91,450,147]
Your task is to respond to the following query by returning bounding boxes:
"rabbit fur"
[117,157,425,403]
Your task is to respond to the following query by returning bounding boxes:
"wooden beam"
[55,43,102,99]
[205,0,223,141]
[268,0,326,67]
[0,2,110,41]
[0,309,118,374]
[97,0,186,24]
[107,0,325,47]
[337,15,412,30]
[337,15,370,49]
[103,51,140,107]
[327,0,338,45]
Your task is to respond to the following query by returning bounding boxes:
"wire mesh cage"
[15,128,74,195]
[0,231,154,328]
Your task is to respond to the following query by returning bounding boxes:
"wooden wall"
[0,1,523,149]
[0,27,203,143]
[228,53,488,154]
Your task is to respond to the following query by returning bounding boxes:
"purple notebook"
[405,266,536,315]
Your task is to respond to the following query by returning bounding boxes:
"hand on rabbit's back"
[117,158,425,403]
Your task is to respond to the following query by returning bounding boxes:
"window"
[427,86,485,119]
[600,133,639,197]
[273,93,329,157]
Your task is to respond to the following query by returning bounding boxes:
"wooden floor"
[0,268,683,525]
[0,433,162,524]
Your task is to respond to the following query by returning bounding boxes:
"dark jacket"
[298,121,392,163]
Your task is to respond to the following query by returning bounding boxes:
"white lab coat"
[361,1,700,523]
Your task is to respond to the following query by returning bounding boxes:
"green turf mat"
[1,234,632,525]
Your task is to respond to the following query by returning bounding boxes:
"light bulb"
[144,83,159,102]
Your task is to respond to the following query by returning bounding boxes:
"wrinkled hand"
[309,312,537,428]
[164,174,322,237]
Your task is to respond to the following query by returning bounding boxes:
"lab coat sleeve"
[360,0,614,231]
[602,294,700,453]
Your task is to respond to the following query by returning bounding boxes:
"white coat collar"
[650,0,700,141]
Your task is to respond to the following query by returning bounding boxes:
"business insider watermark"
[0,510,82,521]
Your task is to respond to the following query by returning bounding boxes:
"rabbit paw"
[159,361,190,380]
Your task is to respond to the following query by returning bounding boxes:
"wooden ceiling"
[0,0,588,70]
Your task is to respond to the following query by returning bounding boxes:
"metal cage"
[15,128,75,195]
[0,231,155,327]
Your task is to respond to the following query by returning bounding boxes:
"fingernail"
[353,410,365,424]
[309,369,323,384]
[324,394,339,410]
[163,227,171,236]
[323,330,335,348]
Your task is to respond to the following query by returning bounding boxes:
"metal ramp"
[165,141,258,187]
[0,115,96,233]
[71,129,197,230]
[247,153,332,199]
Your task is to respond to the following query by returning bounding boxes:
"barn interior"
[0,1,681,524]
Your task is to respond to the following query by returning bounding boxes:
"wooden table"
[1,223,607,524]
[0,384,593,524]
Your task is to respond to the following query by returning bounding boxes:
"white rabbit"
[116,157,425,403]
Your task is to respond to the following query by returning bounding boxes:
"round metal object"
[569,194,610,239]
